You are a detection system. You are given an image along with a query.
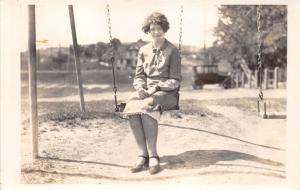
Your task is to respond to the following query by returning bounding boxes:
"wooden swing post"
[28,5,38,159]
[68,5,86,112]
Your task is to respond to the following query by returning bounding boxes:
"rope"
[257,5,263,101]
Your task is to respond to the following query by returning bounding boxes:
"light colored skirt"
[122,90,178,120]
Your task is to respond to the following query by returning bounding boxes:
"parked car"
[192,65,232,89]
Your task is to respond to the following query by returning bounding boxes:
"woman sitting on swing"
[122,12,181,175]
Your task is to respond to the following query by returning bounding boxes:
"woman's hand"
[146,86,159,96]
[137,88,149,99]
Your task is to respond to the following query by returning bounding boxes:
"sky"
[20,0,220,50]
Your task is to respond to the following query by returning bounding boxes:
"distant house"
[125,39,147,69]
[102,39,147,70]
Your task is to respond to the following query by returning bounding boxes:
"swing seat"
[257,99,286,119]
[159,91,180,113]
[115,90,180,113]
[259,112,286,119]
[115,102,126,112]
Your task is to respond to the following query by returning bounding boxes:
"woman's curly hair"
[142,12,170,34]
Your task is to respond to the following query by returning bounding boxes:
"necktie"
[153,49,161,66]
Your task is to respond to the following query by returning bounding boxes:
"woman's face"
[149,24,165,40]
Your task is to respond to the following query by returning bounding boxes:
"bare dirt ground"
[20,62,286,185]
[21,85,286,185]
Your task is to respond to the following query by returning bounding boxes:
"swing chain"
[106,4,113,42]
[178,5,183,54]
[106,4,119,110]
[257,5,263,101]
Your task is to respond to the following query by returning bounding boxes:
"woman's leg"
[128,115,148,157]
[141,114,160,173]
[141,114,158,157]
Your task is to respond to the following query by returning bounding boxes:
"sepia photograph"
[1,0,300,189]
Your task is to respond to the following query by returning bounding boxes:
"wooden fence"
[230,67,286,89]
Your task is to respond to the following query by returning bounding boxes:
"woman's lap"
[122,90,177,120]
[127,91,177,108]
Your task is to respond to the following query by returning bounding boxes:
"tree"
[51,48,68,69]
[212,5,287,69]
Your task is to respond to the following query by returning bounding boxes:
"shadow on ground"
[22,149,285,182]
[160,149,284,172]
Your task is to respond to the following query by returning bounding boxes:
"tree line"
[209,5,287,70]
[21,5,287,71]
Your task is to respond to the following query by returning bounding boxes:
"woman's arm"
[133,50,147,91]
[157,48,181,91]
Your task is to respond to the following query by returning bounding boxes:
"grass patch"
[21,98,286,126]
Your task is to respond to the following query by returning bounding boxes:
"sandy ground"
[20,86,286,185]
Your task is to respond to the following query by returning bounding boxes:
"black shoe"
[149,156,160,175]
[130,155,149,173]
